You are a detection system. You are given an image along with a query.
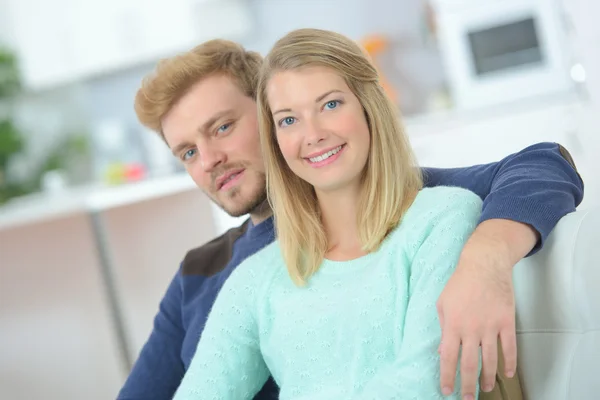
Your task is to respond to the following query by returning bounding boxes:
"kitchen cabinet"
[3,0,78,90]
[4,0,253,91]
[404,94,596,206]
[0,174,220,399]
[405,95,580,165]
[0,215,127,400]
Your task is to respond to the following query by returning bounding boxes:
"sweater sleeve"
[352,188,483,400]
[172,259,269,400]
[420,142,584,255]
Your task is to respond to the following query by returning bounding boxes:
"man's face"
[162,74,267,217]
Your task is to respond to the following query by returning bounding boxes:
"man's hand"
[436,219,538,399]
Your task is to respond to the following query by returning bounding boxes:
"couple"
[119,29,584,399]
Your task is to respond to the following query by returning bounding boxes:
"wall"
[562,0,600,202]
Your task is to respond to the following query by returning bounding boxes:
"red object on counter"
[124,163,146,182]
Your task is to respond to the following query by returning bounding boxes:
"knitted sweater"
[173,186,483,400]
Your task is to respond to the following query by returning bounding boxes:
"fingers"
[439,331,460,396]
[436,301,445,330]
[479,336,498,392]
[459,339,479,400]
[500,327,518,378]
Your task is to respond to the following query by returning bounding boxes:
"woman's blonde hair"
[257,28,423,285]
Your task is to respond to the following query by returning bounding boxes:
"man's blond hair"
[134,39,263,138]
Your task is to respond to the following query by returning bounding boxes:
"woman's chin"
[311,178,362,195]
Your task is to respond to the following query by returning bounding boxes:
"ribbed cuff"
[478,195,573,257]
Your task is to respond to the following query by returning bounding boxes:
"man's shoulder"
[181,219,251,277]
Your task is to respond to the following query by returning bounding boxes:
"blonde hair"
[134,39,263,138]
[257,28,423,285]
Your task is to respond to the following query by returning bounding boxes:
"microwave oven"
[432,0,575,110]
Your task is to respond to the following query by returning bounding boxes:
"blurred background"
[0,0,598,398]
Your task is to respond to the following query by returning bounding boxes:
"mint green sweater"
[174,186,482,399]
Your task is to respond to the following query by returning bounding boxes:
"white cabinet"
[4,0,80,90]
[405,94,598,208]
[405,96,585,168]
[4,0,253,91]
[0,176,220,399]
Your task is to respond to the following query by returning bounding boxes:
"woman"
[173,28,482,399]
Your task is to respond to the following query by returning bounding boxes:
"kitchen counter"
[0,173,196,232]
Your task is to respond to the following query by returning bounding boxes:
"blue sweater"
[117,142,584,400]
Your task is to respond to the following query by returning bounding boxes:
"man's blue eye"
[280,117,296,127]
[217,123,230,134]
[183,149,197,160]
[325,100,339,110]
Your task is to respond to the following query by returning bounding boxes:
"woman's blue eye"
[280,117,296,127]
[182,149,197,161]
[324,100,339,110]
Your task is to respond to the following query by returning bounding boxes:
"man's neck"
[249,200,273,226]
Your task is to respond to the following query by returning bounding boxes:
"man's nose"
[199,144,226,172]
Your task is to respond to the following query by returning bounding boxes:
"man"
[118,39,584,400]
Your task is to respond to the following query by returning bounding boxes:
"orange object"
[360,35,398,104]
[362,35,388,55]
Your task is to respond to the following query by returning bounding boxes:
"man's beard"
[209,171,269,218]
[222,188,268,218]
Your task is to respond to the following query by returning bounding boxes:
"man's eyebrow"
[199,109,236,133]
[272,89,344,116]
[170,109,237,156]
[171,142,192,156]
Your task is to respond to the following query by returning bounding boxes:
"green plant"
[0,46,25,203]
[33,133,89,184]
[0,119,23,168]
[0,47,90,204]
[0,48,20,98]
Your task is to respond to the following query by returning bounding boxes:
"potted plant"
[0,46,26,203]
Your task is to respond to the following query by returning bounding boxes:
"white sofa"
[513,207,600,399]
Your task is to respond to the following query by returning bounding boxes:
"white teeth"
[309,145,342,163]
[222,173,239,186]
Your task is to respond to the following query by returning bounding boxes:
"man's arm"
[421,142,584,254]
[421,142,585,397]
[117,269,186,400]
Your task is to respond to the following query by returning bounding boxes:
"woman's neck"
[317,185,365,261]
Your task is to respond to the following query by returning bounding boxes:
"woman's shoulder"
[389,186,482,243]
[410,186,482,219]
[228,240,286,286]
[419,185,481,204]
[383,187,481,260]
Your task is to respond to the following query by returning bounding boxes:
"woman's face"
[266,66,371,195]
